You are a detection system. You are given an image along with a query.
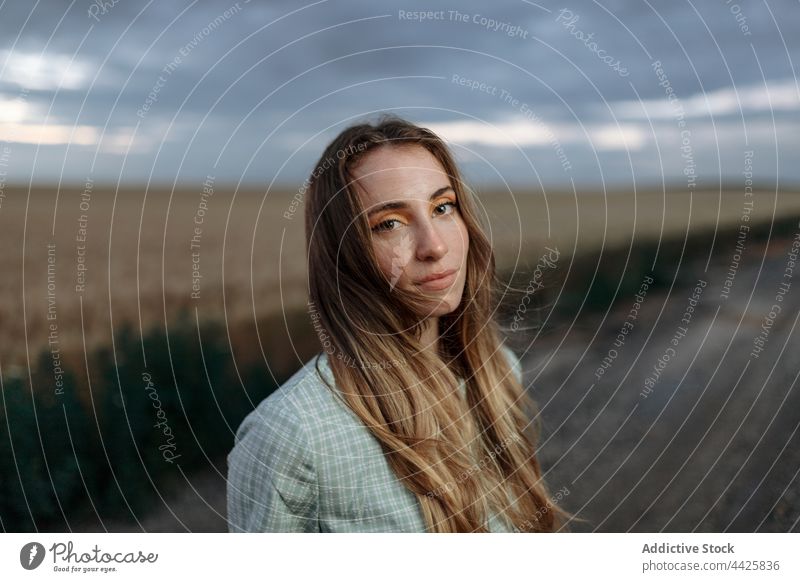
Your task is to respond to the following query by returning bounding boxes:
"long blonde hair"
[304,114,576,532]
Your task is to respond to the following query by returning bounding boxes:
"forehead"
[350,145,450,203]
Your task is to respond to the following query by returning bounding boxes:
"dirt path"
[523,227,800,532]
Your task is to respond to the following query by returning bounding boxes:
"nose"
[415,219,447,261]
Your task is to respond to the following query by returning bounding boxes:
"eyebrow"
[366,186,454,219]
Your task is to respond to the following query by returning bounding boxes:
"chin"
[420,290,464,317]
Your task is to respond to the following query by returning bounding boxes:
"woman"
[227,114,574,532]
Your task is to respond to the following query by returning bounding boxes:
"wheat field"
[2,184,797,379]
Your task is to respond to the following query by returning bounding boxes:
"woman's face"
[350,144,469,317]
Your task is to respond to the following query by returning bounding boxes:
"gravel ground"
[521,225,800,532]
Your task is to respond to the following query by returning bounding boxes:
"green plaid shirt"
[226,345,523,532]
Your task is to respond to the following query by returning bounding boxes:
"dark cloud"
[1,0,798,187]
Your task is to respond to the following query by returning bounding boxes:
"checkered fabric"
[226,344,523,532]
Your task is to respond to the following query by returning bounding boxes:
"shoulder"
[229,352,357,459]
[233,352,335,434]
[252,352,338,418]
[227,380,311,475]
[226,356,327,531]
[226,355,331,502]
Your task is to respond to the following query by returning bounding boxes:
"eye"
[433,201,457,216]
[371,218,400,233]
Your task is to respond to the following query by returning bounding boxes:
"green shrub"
[0,309,278,531]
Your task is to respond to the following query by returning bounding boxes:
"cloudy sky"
[1,0,798,189]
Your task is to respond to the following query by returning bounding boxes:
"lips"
[414,268,458,291]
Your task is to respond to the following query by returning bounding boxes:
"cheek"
[372,237,414,280]
[371,241,392,277]
[448,218,470,262]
